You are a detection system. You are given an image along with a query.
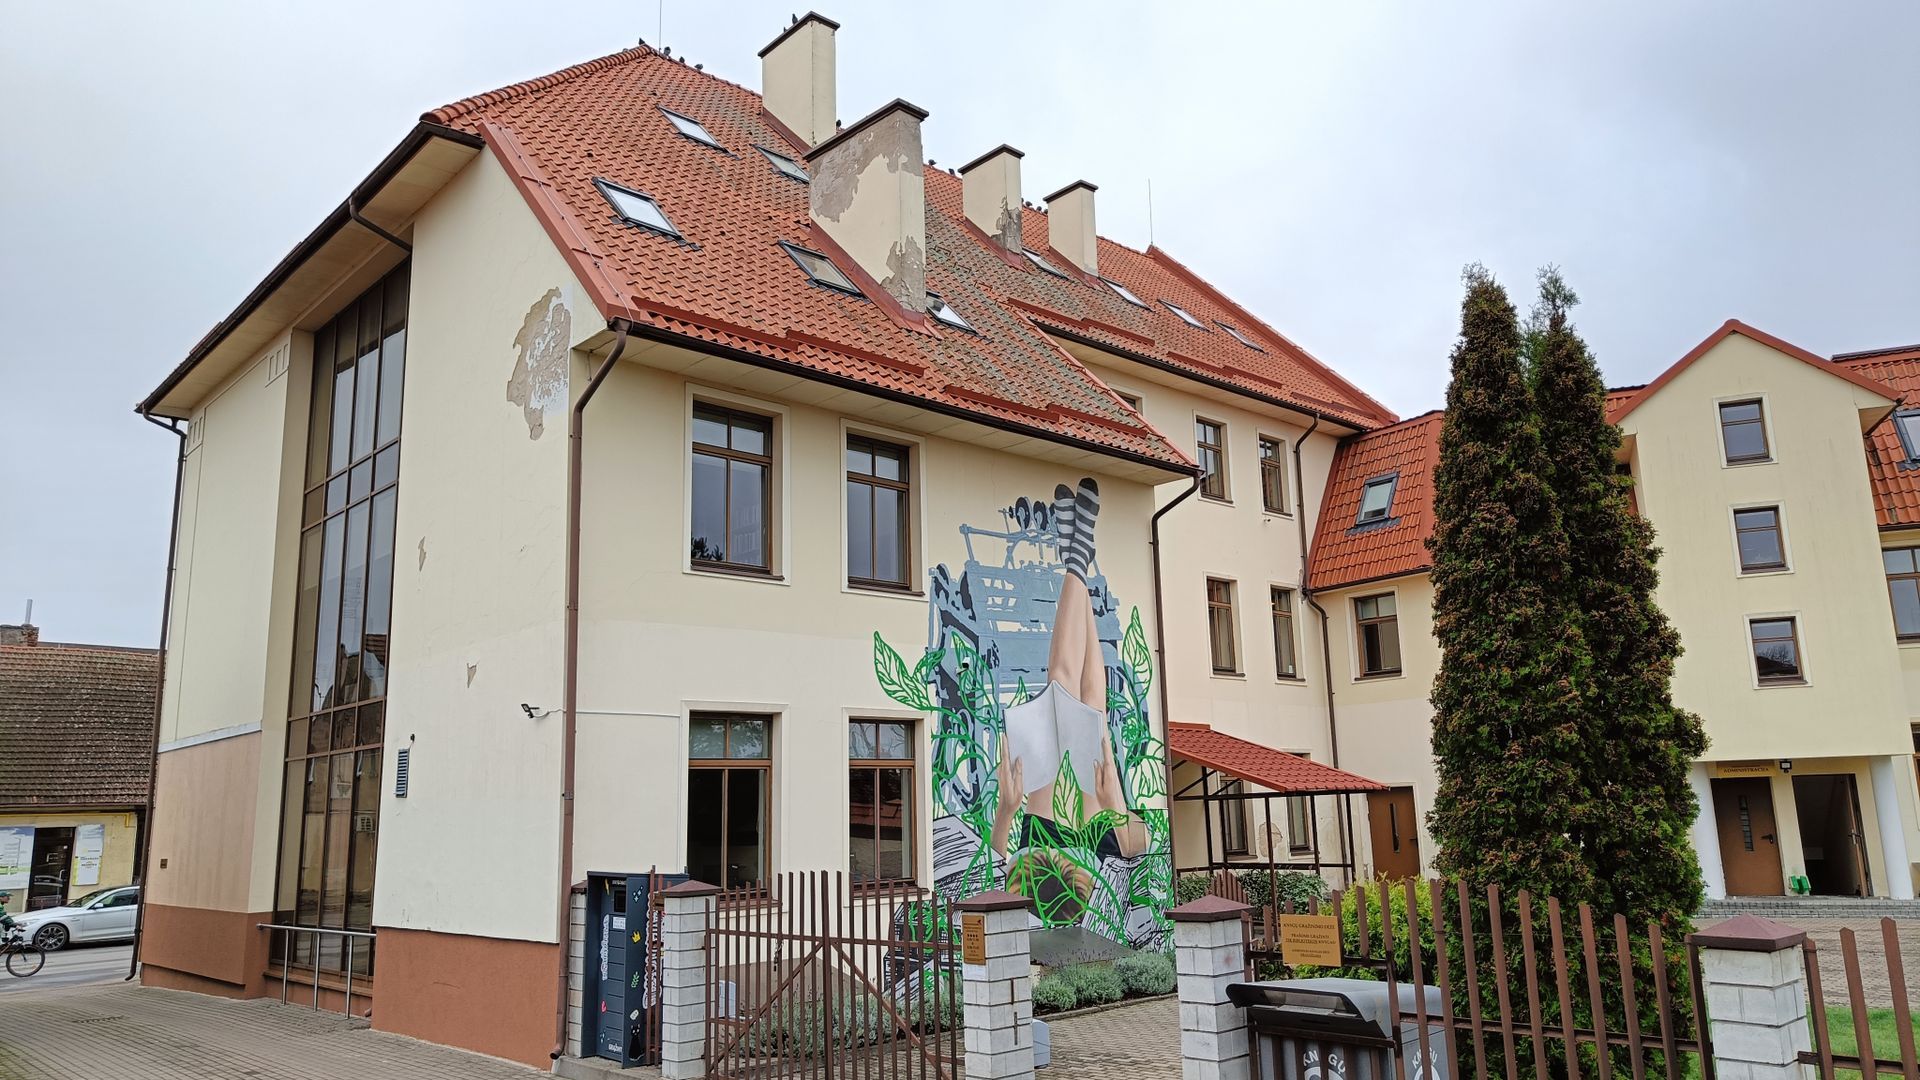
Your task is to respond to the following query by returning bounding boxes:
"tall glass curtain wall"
[274,263,408,974]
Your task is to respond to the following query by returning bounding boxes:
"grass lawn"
[1811,1005,1920,1071]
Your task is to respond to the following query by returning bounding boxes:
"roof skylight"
[593,179,680,238]
[1162,301,1208,329]
[1023,249,1069,278]
[928,294,974,332]
[1218,322,1264,351]
[661,108,722,148]
[1356,474,1398,524]
[779,242,861,296]
[756,145,808,182]
[1103,277,1148,307]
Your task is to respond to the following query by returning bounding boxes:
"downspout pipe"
[128,412,188,980]
[1292,419,1354,885]
[552,322,629,1060]
[1149,472,1204,874]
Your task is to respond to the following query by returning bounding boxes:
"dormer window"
[779,241,861,296]
[1023,249,1069,277]
[1103,277,1148,307]
[593,179,680,238]
[1218,322,1264,351]
[1162,301,1208,329]
[756,145,808,182]
[1894,411,1920,462]
[662,108,722,149]
[1356,474,1397,524]
[927,294,974,333]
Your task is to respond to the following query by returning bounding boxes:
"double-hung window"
[1259,437,1288,513]
[1196,419,1228,500]
[847,436,910,589]
[1207,578,1240,674]
[1733,507,1786,573]
[1356,594,1401,677]
[849,720,915,884]
[1719,400,1770,464]
[1749,618,1805,685]
[690,404,773,573]
[1271,587,1298,679]
[1219,779,1249,855]
[687,714,771,889]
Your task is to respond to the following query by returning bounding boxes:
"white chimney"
[1044,180,1098,276]
[958,144,1024,253]
[759,12,839,148]
[809,99,929,311]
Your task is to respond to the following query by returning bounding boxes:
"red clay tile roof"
[1306,410,1443,591]
[421,46,1389,471]
[0,643,159,808]
[1833,345,1920,528]
[1168,722,1385,794]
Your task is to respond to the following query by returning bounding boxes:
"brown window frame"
[1356,593,1402,678]
[1259,436,1288,514]
[1117,391,1143,413]
[1271,586,1299,679]
[1719,399,1771,465]
[848,720,917,886]
[1884,546,1920,641]
[1219,779,1249,856]
[690,403,775,575]
[1284,764,1313,854]
[1733,506,1787,573]
[688,714,774,890]
[1748,617,1806,685]
[1207,577,1240,674]
[1196,418,1229,501]
[845,435,913,591]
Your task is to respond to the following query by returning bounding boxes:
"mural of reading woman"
[873,476,1171,949]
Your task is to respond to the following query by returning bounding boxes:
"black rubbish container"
[1227,977,1450,1080]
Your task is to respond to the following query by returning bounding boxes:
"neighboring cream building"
[1308,322,1920,901]
[132,15,1395,1068]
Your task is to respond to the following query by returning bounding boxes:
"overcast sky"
[2,1,1915,646]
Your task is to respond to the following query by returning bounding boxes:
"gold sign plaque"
[1278,914,1343,967]
[961,914,986,965]
[1716,761,1775,778]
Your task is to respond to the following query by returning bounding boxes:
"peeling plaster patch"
[417,537,428,570]
[466,663,478,688]
[506,287,572,440]
[884,233,926,306]
[994,199,1021,250]
[809,123,913,224]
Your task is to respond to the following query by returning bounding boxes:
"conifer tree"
[1427,266,1595,899]
[1525,269,1706,926]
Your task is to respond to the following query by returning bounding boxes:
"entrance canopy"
[1167,722,1387,888]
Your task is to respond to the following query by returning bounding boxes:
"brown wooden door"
[1368,787,1421,879]
[1712,778,1785,896]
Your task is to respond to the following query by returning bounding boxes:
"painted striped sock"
[1052,485,1077,570]
[1063,477,1099,582]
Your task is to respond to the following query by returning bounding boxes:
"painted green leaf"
[1052,752,1086,829]
[874,632,932,710]
[1123,607,1152,693]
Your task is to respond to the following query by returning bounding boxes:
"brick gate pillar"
[1695,914,1813,1080]
[1170,895,1252,1080]
[957,890,1034,1080]
[657,880,721,1080]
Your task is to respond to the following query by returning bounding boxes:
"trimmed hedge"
[1113,951,1176,996]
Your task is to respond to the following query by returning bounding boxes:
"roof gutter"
[126,412,187,981]
[1149,472,1204,873]
[615,320,1198,481]
[552,321,630,1060]
[1293,418,1355,887]
[139,121,481,415]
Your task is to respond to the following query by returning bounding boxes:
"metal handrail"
[257,923,376,1016]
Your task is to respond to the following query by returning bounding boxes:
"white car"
[13,886,140,951]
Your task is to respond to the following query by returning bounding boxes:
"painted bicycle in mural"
[873,477,1172,951]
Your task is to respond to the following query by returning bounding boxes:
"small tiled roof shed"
[0,638,159,809]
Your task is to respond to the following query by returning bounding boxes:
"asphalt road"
[0,942,134,994]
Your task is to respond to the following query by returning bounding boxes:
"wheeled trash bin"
[1227,977,1450,1080]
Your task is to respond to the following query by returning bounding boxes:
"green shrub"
[1032,973,1078,1013]
[1059,963,1124,1006]
[1173,869,1330,910]
[1113,951,1176,996]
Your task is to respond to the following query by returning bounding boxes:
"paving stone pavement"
[1042,997,1182,1079]
[0,982,548,1080]
[1792,917,1920,1007]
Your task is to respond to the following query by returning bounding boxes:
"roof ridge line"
[1143,243,1397,427]
[424,44,659,125]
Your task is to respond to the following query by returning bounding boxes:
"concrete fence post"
[957,890,1034,1080]
[1695,914,1813,1080]
[1170,896,1253,1080]
[657,880,721,1080]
